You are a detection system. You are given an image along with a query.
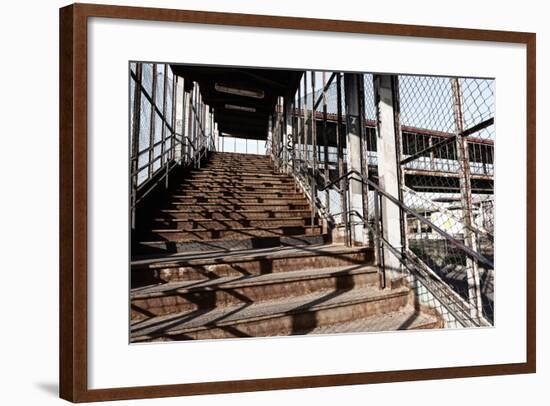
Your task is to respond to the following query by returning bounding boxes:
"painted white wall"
[0,1,546,405]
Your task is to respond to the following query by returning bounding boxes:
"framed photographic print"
[59,3,536,402]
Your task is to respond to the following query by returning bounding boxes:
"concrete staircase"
[131,152,442,342]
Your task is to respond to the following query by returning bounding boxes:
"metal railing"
[130,62,218,229]
[317,168,493,327]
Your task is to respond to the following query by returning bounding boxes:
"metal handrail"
[319,168,494,269]
[287,154,335,226]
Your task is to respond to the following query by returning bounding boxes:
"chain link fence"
[398,74,495,322]
[283,71,495,323]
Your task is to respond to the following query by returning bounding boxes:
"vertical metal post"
[175,77,186,164]
[392,76,407,253]
[311,71,317,231]
[211,111,216,151]
[283,97,288,171]
[160,65,168,187]
[290,99,297,175]
[168,69,177,186]
[357,74,370,245]
[183,91,191,164]
[130,63,142,231]
[452,78,482,319]
[187,85,194,166]
[148,64,157,180]
[303,73,308,178]
[372,188,385,288]
[336,73,349,246]
[296,79,304,176]
[322,72,330,216]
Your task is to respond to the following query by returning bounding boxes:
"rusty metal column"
[322,72,330,215]
[357,74,370,246]
[452,78,483,319]
[311,72,317,231]
[344,73,365,245]
[303,74,309,180]
[374,74,404,285]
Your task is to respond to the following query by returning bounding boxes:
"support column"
[344,73,365,245]
[322,72,330,215]
[284,97,293,172]
[336,74,349,245]
[173,76,185,165]
[374,74,404,285]
[187,86,195,166]
[452,78,483,319]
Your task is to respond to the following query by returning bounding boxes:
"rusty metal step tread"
[150,224,321,233]
[134,234,330,256]
[168,202,307,207]
[159,209,311,214]
[188,173,290,178]
[131,264,379,298]
[190,169,277,174]
[151,216,311,223]
[176,188,296,193]
[132,243,370,268]
[170,193,305,198]
[300,306,441,334]
[130,285,409,338]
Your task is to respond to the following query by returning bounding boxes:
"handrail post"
[372,189,385,288]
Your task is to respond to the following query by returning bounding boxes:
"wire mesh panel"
[398,74,495,322]
[141,63,153,97]
[130,63,180,188]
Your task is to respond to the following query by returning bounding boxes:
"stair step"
[133,234,330,257]
[169,197,308,205]
[150,217,317,229]
[171,192,304,199]
[182,176,294,188]
[144,225,323,241]
[208,158,271,162]
[130,285,410,342]
[131,265,380,320]
[189,173,292,181]
[209,154,269,160]
[131,244,373,285]
[192,169,277,176]
[157,209,312,220]
[164,203,311,211]
[303,306,443,335]
[176,185,298,193]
